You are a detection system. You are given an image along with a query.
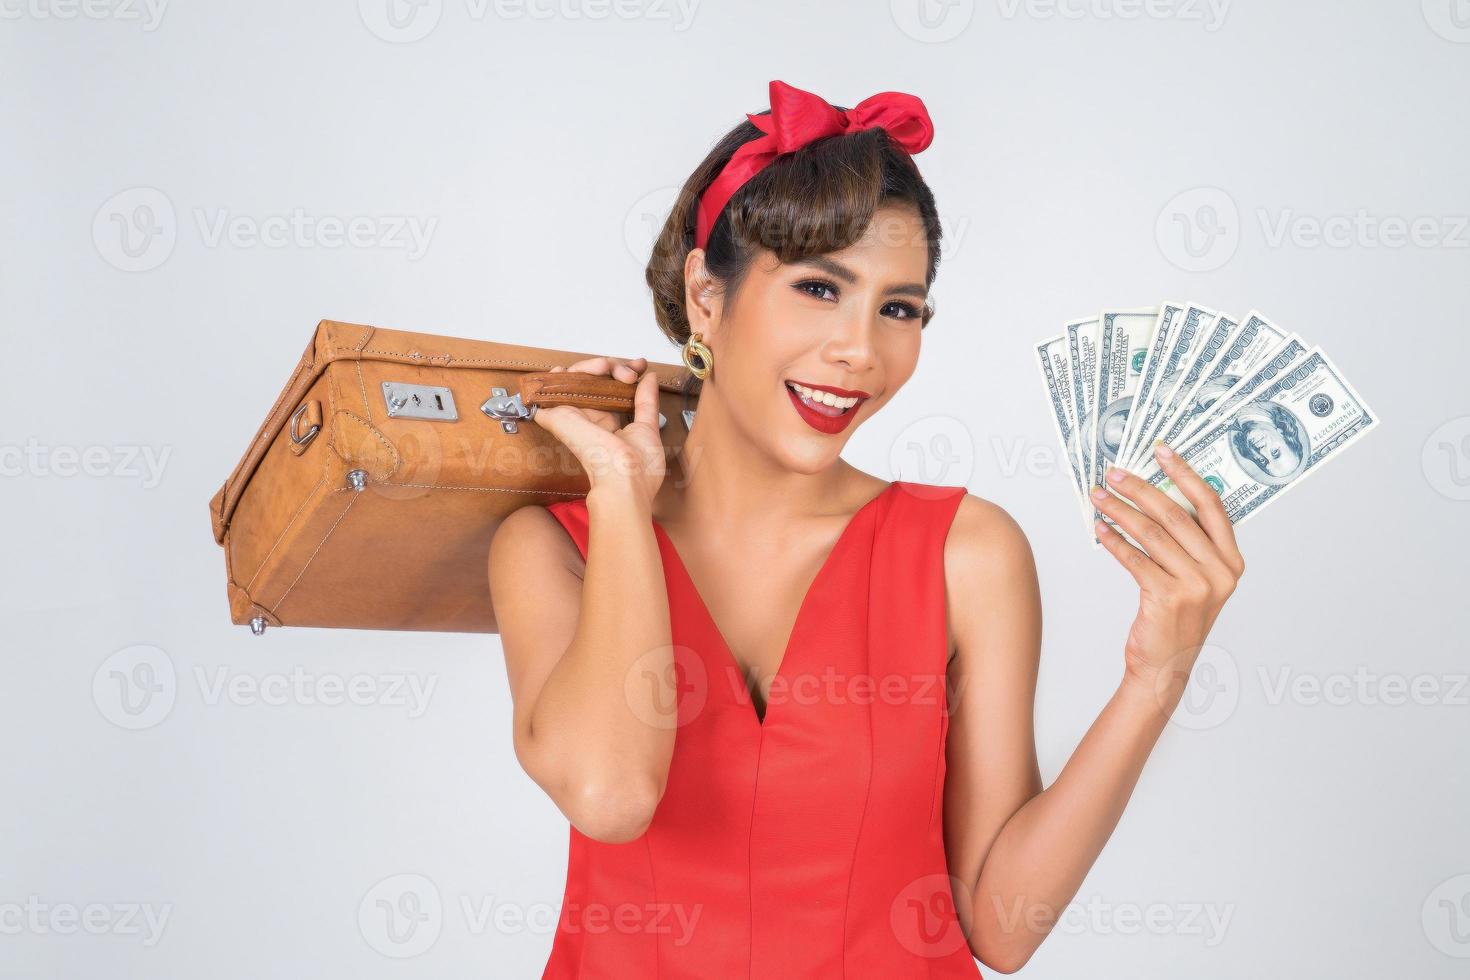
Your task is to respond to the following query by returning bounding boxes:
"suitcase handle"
[518,371,640,414]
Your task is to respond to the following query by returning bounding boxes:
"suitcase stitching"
[242,473,328,593]
[220,351,312,511]
[213,323,357,540]
[229,369,337,599]
[335,347,541,366]
[322,367,400,477]
[328,348,346,448]
[533,392,637,404]
[270,492,360,614]
[243,346,353,618]
[328,409,401,479]
[354,360,372,416]
[363,484,586,495]
[350,324,374,352]
[329,343,685,388]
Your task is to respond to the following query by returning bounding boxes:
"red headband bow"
[693,79,935,250]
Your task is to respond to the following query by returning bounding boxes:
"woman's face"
[687,204,931,474]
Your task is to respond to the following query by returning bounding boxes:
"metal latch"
[480,387,689,434]
[382,382,458,421]
[480,387,534,434]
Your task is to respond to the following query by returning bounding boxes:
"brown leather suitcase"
[209,319,701,634]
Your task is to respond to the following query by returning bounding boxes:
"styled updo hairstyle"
[645,109,943,348]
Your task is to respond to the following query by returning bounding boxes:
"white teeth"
[787,382,859,410]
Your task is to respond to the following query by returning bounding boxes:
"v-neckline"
[649,481,897,728]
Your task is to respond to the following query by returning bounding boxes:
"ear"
[683,247,723,341]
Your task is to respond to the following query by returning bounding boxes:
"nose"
[819,308,878,374]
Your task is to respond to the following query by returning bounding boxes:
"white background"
[4,0,1469,976]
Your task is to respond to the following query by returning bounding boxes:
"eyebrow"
[791,255,929,300]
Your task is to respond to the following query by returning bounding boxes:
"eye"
[793,279,838,302]
[793,279,927,324]
[882,300,923,321]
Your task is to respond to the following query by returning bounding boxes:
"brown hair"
[645,111,943,346]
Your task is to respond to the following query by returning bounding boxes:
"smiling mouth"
[784,380,866,417]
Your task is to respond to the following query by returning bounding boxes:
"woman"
[488,80,1245,977]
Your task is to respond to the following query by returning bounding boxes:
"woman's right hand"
[531,355,666,506]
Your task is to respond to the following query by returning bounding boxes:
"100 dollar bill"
[1130,311,1240,468]
[1090,308,1159,535]
[1147,349,1378,526]
[1036,333,1088,514]
[1155,310,1289,450]
[1130,334,1309,482]
[1115,302,1184,467]
[1124,303,1219,468]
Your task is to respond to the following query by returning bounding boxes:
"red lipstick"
[784,379,869,435]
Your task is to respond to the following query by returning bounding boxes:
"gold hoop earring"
[682,331,713,380]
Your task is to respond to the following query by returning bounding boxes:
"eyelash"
[792,279,924,322]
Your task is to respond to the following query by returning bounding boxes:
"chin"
[758,386,876,471]
[780,449,843,475]
[768,426,853,473]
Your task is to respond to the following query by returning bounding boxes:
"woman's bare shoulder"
[943,492,1037,594]
[488,503,586,592]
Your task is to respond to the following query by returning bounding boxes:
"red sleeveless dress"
[542,480,982,979]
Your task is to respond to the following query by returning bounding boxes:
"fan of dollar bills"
[1036,304,1380,545]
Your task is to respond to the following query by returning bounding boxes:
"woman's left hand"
[1089,442,1246,702]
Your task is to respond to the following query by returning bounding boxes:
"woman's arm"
[944,445,1244,973]
[489,359,673,844]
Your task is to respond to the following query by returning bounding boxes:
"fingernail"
[1107,468,1126,484]
[1155,441,1175,459]
[1094,520,1110,536]
[1090,486,1108,502]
